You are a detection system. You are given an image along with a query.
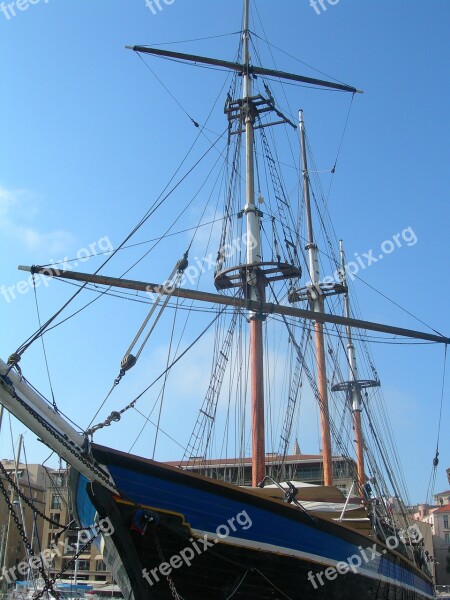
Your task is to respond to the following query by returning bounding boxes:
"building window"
[445,533,450,545]
[51,494,62,510]
[444,515,449,529]
[96,560,107,572]
[53,474,64,487]
[50,513,60,529]
[76,559,90,571]
[64,535,78,554]
[62,559,73,571]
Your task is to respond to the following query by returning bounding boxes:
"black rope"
[22,442,46,583]
[142,31,241,47]
[252,568,294,600]
[0,475,61,599]
[0,461,82,532]
[273,205,445,340]
[37,214,236,270]
[85,254,189,433]
[224,571,249,599]
[21,375,84,432]
[152,294,179,459]
[345,269,445,339]
[328,93,354,182]
[130,180,229,455]
[135,51,199,128]
[13,125,227,359]
[268,281,357,472]
[32,274,58,412]
[41,464,70,513]
[131,404,186,451]
[426,344,448,504]
[251,30,354,88]
[52,276,238,314]
[435,344,447,452]
[85,304,230,436]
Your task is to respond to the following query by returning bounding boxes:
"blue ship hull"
[71,444,434,600]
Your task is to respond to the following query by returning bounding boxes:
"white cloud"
[0,185,75,256]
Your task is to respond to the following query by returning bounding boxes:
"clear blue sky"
[1,1,449,504]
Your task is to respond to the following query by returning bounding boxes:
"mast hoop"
[331,379,380,393]
[288,283,347,303]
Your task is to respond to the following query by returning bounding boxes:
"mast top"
[243,0,250,34]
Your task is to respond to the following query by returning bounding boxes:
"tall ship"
[0,2,447,598]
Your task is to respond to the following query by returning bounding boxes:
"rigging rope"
[308,177,442,508]
[252,568,294,600]
[250,31,354,89]
[276,325,308,479]
[0,474,61,599]
[123,255,188,365]
[85,304,230,437]
[258,124,298,266]
[327,93,355,196]
[147,31,242,47]
[22,442,41,592]
[86,145,229,437]
[131,404,186,451]
[11,125,227,363]
[38,214,235,270]
[135,52,199,128]
[250,16,301,177]
[275,301,357,475]
[31,273,58,413]
[129,171,228,453]
[181,309,238,467]
[0,461,90,533]
[426,344,448,504]
[152,293,180,459]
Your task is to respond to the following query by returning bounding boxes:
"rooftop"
[168,454,352,467]
[432,505,450,514]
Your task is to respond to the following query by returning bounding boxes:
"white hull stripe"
[192,529,434,600]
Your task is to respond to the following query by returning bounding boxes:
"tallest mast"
[242,0,266,487]
[126,4,361,487]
